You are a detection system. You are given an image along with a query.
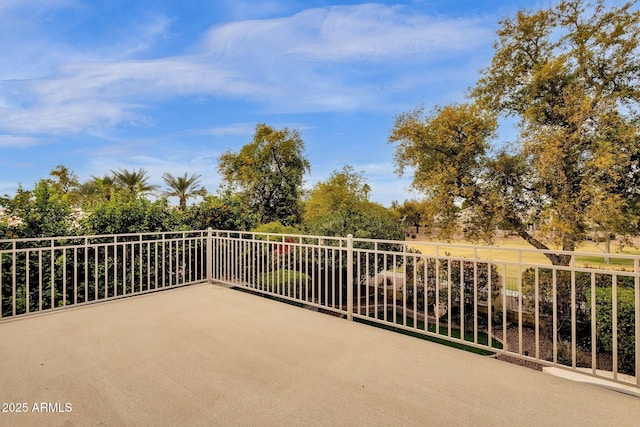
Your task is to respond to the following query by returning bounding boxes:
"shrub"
[405,253,500,324]
[252,221,301,236]
[184,191,257,231]
[82,196,182,234]
[552,340,592,368]
[587,286,636,375]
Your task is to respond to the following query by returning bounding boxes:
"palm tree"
[162,172,207,210]
[111,168,158,197]
[94,175,116,201]
[75,180,102,208]
[80,175,118,203]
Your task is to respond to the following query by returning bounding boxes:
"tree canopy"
[304,166,403,240]
[0,180,74,238]
[218,124,310,226]
[183,189,258,231]
[395,199,427,234]
[303,165,371,225]
[389,0,640,264]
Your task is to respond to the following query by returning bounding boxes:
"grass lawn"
[258,270,309,295]
[408,237,640,277]
[356,311,503,356]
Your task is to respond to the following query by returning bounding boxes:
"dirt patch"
[496,325,613,372]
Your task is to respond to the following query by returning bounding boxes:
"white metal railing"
[0,231,208,319]
[2,229,639,389]
[210,230,640,389]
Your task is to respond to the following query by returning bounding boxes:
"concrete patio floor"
[1,283,639,426]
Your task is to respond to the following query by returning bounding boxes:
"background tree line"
[0,124,404,241]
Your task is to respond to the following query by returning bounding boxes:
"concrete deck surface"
[1,283,639,426]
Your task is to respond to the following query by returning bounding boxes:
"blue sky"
[0,0,553,206]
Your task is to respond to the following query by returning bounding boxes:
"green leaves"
[303,165,370,225]
[588,286,636,375]
[390,104,495,193]
[162,172,207,210]
[389,103,497,240]
[303,165,403,241]
[111,168,158,198]
[218,124,310,226]
[183,190,258,232]
[0,179,75,238]
[81,197,182,235]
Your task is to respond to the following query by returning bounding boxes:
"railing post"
[12,240,17,317]
[207,228,213,284]
[635,258,639,386]
[347,234,353,321]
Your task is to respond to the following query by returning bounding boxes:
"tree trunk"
[506,214,572,266]
[604,233,611,264]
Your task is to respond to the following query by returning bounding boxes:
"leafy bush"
[587,286,636,375]
[521,268,635,343]
[521,268,590,337]
[253,221,301,236]
[405,253,500,324]
[0,180,75,238]
[82,196,182,234]
[305,204,404,241]
[184,191,257,231]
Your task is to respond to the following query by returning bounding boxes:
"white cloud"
[0,0,82,80]
[0,3,495,136]
[0,135,42,147]
[0,1,172,81]
[193,4,493,111]
[114,16,173,58]
[200,4,491,62]
[0,100,143,134]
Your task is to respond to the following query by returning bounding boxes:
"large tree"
[49,164,79,197]
[304,166,404,240]
[389,0,640,265]
[218,124,310,226]
[396,199,427,234]
[303,165,370,225]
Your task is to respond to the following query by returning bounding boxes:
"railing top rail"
[0,230,209,246]
[212,230,346,244]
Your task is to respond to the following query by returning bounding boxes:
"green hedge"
[587,287,636,376]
